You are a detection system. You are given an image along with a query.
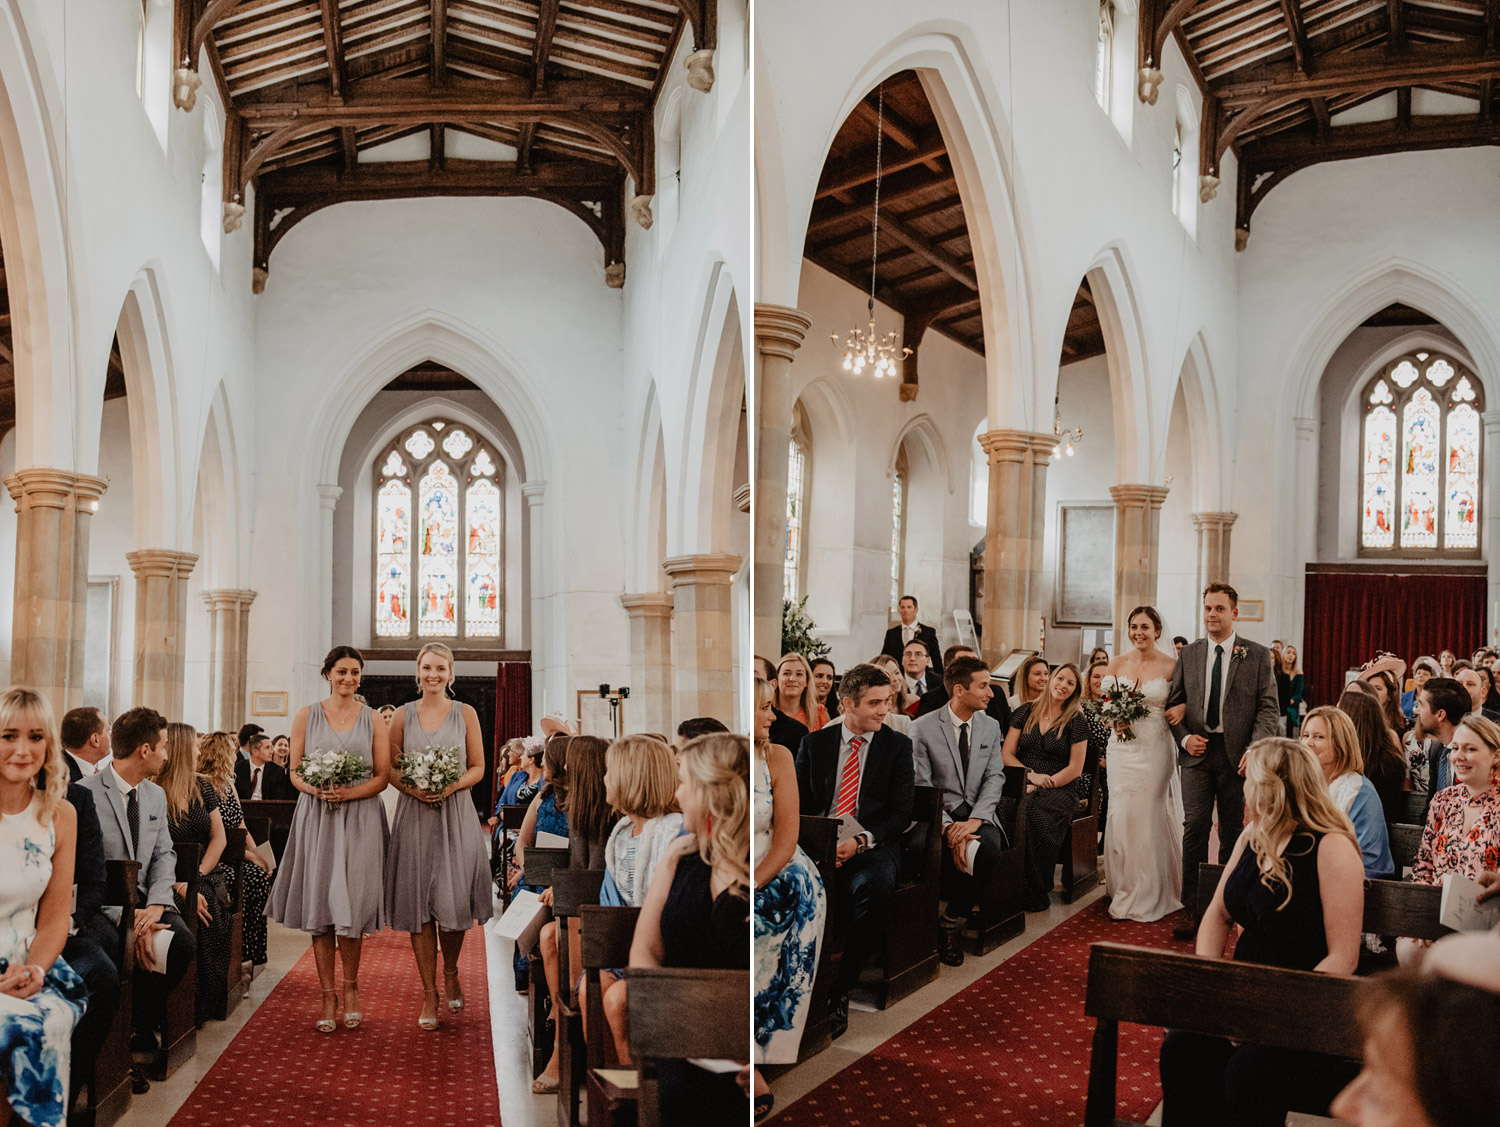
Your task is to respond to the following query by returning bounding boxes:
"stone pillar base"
[621,592,675,736]
[664,553,742,726]
[127,549,199,718]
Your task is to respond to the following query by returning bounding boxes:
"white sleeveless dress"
[1101,677,1185,922]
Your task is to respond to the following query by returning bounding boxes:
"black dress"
[168,778,235,1022]
[216,785,272,965]
[1160,830,1358,1127]
[657,852,751,1127]
[1002,704,1091,910]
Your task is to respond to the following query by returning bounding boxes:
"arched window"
[375,420,504,640]
[1094,1,1114,113]
[136,0,149,100]
[1170,116,1183,218]
[890,448,908,616]
[784,406,810,602]
[1360,351,1483,556]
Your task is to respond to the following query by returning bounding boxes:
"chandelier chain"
[869,87,883,313]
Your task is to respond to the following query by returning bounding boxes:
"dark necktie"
[126,787,139,854]
[252,767,261,797]
[1436,744,1452,792]
[1207,644,1224,730]
[958,721,971,780]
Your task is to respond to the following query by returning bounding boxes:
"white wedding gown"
[1101,676,1185,922]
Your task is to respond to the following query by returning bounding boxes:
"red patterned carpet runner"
[777,899,1191,1127]
[166,928,500,1126]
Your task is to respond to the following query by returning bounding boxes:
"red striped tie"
[833,736,865,818]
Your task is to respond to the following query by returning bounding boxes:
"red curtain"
[1303,571,1486,706]
[491,661,532,810]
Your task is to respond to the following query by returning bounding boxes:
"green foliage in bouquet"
[781,597,831,663]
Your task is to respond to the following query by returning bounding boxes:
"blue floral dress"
[753,752,826,1064]
[0,793,87,1127]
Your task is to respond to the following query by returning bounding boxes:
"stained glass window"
[375,420,504,640]
[1360,352,1483,556]
[1094,1,1113,113]
[784,437,805,602]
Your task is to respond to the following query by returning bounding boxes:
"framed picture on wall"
[251,692,288,717]
[1238,599,1265,622]
[1056,503,1114,626]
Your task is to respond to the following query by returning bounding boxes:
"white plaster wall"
[1159,384,1198,644]
[88,400,137,716]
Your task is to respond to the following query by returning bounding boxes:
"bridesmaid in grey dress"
[267,645,391,1033]
[386,642,492,1030]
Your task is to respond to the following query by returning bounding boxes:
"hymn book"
[1439,872,1500,932]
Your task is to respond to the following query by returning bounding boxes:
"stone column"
[663,553,742,724]
[1192,512,1237,596]
[203,589,255,731]
[522,480,549,710]
[316,484,342,653]
[1484,411,1500,645]
[1111,484,1171,641]
[620,592,675,735]
[126,549,199,718]
[3,468,108,710]
[978,430,1056,664]
[753,304,812,659]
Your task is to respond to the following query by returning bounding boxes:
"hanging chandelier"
[1051,388,1083,459]
[833,84,912,378]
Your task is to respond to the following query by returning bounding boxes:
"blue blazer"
[79,764,178,917]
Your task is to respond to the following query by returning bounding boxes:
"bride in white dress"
[1101,606,1184,922]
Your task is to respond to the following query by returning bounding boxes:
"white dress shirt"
[65,749,110,778]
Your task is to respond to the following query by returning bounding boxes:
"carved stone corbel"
[629,194,654,230]
[222,201,245,234]
[684,49,715,93]
[1199,175,1220,203]
[173,68,202,112]
[1138,66,1164,106]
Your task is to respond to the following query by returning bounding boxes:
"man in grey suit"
[1165,582,1282,939]
[80,706,197,1047]
[911,655,1008,967]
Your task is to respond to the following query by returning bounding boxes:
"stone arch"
[890,415,950,619]
[625,380,669,593]
[795,375,858,634]
[1166,332,1225,512]
[186,383,242,588]
[887,414,954,495]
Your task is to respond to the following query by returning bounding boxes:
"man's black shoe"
[938,918,965,967]
[1170,910,1199,942]
[829,993,849,1040]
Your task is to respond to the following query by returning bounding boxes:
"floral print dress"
[1411,784,1500,884]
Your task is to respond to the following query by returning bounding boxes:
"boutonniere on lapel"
[1232,645,1248,662]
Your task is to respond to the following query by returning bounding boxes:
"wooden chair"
[793,814,840,1060]
[139,843,201,1081]
[1196,863,1450,941]
[967,787,1030,954]
[72,858,139,1127]
[551,868,606,1127]
[581,905,642,1127]
[863,785,943,1008]
[521,847,572,1078]
[627,967,750,1127]
[1058,744,1102,901]
[1083,942,1361,1127]
[1387,822,1423,876]
[217,827,247,1020]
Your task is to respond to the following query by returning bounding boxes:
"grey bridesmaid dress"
[385,700,494,932]
[267,703,389,937]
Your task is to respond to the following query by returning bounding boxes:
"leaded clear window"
[890,448,908,616]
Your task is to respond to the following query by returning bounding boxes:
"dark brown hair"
[111,706,167,760]
[543,733,570,806]
[60,706,105,750]
[1365,669,1408,734]
[561,735,616,845]
[1127,605,1163,635]
[944,655,990,696]
[1202,581,1238,607]
[837,663,895,705]
[1337,689,1405,787]
[321,645,364,678]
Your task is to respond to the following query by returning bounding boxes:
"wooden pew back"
[1388,822,1422,875]
[627,967,751,1127]
[90,858,140,1127]
[154,843,202,1080]
[523,846,572,890]
[794,816,839,1059]
[1195,863,1450,941]
[220,827,248,1018]
[552,868,606,1127]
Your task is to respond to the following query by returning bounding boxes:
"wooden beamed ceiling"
[1140,0,1500,243]
[175,0,719,288]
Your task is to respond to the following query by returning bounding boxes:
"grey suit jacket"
[1166,636,1282,768]
[910,706,1005,826]
[79,765,179,917]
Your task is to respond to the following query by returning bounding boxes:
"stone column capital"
[4,467,109,511]
[316,483,343,512]
[521,480,548,507]
[663,553,744,585]
[1293,417,1316,440]
[202,588,257,611]
[733,482,750,513]
[754,304,813,362]
[1191,511,1238,531]
[978,428,1057,465]
[126,548,199,581]
[620,591,676,618]
[1109,483,1171,509]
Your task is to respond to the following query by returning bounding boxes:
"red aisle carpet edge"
[775,899,1191,1127]
[166,927,501,1127]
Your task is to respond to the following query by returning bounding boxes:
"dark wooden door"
[360,675,498,817]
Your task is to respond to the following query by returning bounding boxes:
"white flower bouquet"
[1096,677,1150,743]
[296,748,371,810]
[398,745,464,804]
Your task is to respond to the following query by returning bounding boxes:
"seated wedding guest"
[677,717,730,746]
[376,704,397,729]
[754,656,777,683]
[900,639,937,703]
[775,653,827,731]
[795,663,913,1040]
[1333,930,1500,1127]
[80,706,196,1053]
[270,734,291,767]
[868,655,914,734]
[1160,737,1364,1127]
[509,734,569,994]
[881,594,942,670]
[1001,663,1089,912]
[1009,654,1049,710]
[235,733,295,801]
[1277,646,1305,737]
[1077,656,1110,828]
[915,646,1013,732]
[1400,713,1500,965]
[1403,657,1439,720]
[497,738,544,807]
[1439,650,1457,676]
[0,687,88,1127]
[57,763,116,1107]
[1172,635,1188,655]
[1411,677,1469,816]
[197,730,272,968]
[496,738,524,791]
[811,659,839,724]
[1336,688,1407,823]
[626,733,751,1126]
[160,722,232,1024]
[1485,663,1500,714]
[236,723,263,762]
[59,706,112,782]
[1456,665,1500,724]
[1301,707,1393,877]
[1362,668,1408,737]
[911,655,1007,967]
[1087,646,1110,669]
[751,679,826,1070]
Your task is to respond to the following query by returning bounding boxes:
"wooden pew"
[138,843,201,1081]
[522,847,572,1078]
[496,803,530,907]
[73,858,139,1127]
[218,827,247,1020]
[862,786,942,1009]
[1059,744,1102,901]
[551,868,606,1127]
[1388,822,1422,876]
[240,798,296,862]
[1195,863,1451,941]
[581,905,642,1127]
[627,967,750,1127]
[968,789,1029,954]
[1083,942,1362,1127]
[794,814,839,1060]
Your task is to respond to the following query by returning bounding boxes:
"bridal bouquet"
[398,745,464,804]
[296,748,370,810]
[1096,678,1150,743]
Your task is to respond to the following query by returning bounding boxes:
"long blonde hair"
[1024,663,1084,737]
[754,676,775,762]
[678,733,750,893]
[159,722,204,820]
[196,730,238,799]
[1305,705,1363,778]
[776,652,819,721]
[1241,737,1360,909]
[0,687,67,826]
